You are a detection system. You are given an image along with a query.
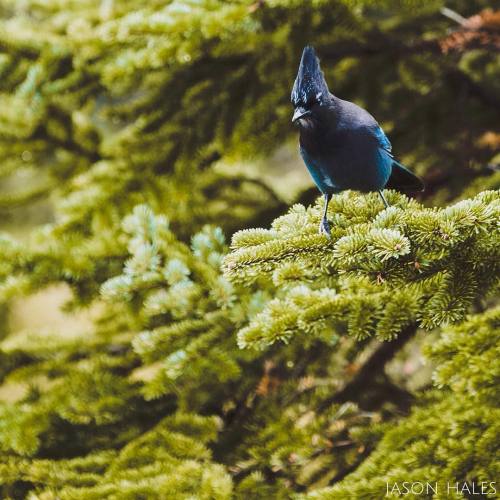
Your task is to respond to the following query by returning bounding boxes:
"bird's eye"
[305,98,316,110]
[306,99,321,111]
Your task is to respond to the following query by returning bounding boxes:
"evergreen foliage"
[306,307,500,499]
[224,190,499,348]
[0,1,498,499]
[5,413,233,499]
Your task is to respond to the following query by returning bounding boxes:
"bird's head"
[291,46,330,128]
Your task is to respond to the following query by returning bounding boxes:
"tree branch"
[319,323,418,412]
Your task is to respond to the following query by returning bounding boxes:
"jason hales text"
[386,481,496,496]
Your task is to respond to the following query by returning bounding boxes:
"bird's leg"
[378,190,389,209]
[319,193,332,238]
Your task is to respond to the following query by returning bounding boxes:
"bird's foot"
[319,218,331,239]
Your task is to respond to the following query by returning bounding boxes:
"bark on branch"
[319,323,418,412]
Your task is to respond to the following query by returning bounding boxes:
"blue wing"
[371,125,393,157]
[371,125,425,191]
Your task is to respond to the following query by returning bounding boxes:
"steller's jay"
[292,46,424,237]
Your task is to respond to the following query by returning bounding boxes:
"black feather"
[291,46,329,108]
[386,161,425,192]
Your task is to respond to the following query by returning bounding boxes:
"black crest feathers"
[291,46,329,108]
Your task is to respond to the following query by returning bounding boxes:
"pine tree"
[305,307,500,499]
[0,1,498,498]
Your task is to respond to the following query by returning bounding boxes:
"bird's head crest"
[291,46,329,109]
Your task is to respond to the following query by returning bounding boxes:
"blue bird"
[292,46,424,237]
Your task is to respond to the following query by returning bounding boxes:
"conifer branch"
[318,324,417,412]
[224,190,499,348]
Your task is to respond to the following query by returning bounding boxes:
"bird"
[291,46,424,237]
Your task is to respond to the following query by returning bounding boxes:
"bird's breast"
[299,145,340,194]
[300,136,392,192]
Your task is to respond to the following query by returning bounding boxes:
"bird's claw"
[319,218,331,239]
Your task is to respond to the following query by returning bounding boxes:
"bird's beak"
[292,107,310,123]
